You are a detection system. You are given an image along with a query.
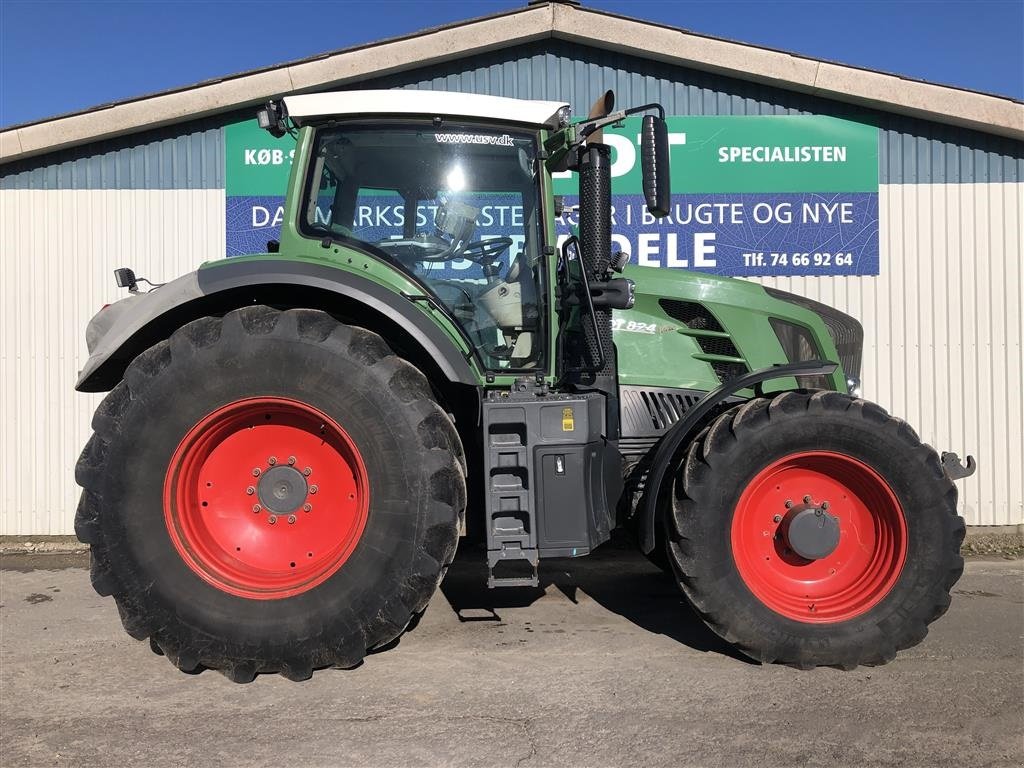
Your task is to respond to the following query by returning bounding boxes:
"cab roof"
[282,90,569,130]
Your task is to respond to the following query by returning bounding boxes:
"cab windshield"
[301,123,546,371]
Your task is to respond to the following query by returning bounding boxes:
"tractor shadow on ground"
[439,534,751,663]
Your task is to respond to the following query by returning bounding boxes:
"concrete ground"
[1,545,1021,768]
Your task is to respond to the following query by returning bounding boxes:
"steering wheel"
[375,233,455,261]
[461,238,515,280]
[461,237,514,264]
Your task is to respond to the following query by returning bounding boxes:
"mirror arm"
[623,103,665,120]
[575,104,666,142]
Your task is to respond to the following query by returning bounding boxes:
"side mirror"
[641,115,671,218]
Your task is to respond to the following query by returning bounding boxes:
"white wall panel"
[1,183,1020,533]
[756,182,1023,525]
[0,189,224,535]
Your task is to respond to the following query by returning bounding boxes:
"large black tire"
[75,306,466,682]
[668,390,965,669]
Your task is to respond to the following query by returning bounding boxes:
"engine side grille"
[694,335,741,358]
[640,389,701,430]
[711,361,749,383]
[821,315,863,381]
[658,299,723,332]
[620,386,704,437]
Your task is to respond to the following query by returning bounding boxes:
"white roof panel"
[282,90,569,129]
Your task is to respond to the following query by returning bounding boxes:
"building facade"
[2,2,1021,534]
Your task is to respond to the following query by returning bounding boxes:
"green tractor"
[75,89,973,681]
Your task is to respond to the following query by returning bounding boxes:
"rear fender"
[76,258,478,392]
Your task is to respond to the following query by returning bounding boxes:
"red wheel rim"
[731,451,907,623]
[163,397,369,600]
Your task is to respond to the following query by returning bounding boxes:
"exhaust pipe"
[574,90,618,432]
[580,89,615,278]
[585,90,615,144]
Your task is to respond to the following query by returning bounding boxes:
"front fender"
[637,360,838,554]
[76,258,478,391]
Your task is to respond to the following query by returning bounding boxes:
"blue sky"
[1,0,1021,127]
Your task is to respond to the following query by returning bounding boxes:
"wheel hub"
[257,465,308,514]
[781,504,841,560]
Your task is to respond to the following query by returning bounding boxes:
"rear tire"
[75,306,466,681]
[667,391,965,669]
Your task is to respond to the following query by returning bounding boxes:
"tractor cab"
[260,90,671,379]
[264,92,571,374]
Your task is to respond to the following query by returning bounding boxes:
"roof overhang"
[2,2,1021,164]
[282,90,569,129]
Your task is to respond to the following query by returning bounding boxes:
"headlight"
[764,287,864,385]
[769,319,832,390]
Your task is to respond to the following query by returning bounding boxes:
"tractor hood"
[613,265,859,394]
[627,264,770,307]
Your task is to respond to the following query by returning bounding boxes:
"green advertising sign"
[552,114,878,195]
[225,114,877,196]
[225,119,297,197]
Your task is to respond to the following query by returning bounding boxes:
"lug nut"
[803,495,813,504]
[252,504,261,513]
[268,515,277,525]
[309,485,318,495]
[246,486,255,495]
[252,468,261,477]
[288,456,296,465]
[821,501,830,510]
[268,456,277,466]
[303,503,312,512]
[287,515,297,524]
[785,500,793,509]
[773,514,782,523]
[303,467,312,476]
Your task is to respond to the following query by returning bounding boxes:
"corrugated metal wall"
[0,123,225,190]
[0,190,225,534]
[1,38,1022,533]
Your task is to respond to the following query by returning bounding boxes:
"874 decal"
[611,318,658,334]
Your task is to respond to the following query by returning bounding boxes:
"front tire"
[75,306,466,681]
[667,391,965,669]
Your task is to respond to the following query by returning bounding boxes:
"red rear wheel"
[163,396,369,600]
[731,451,907,623]
[76,307,466,681]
